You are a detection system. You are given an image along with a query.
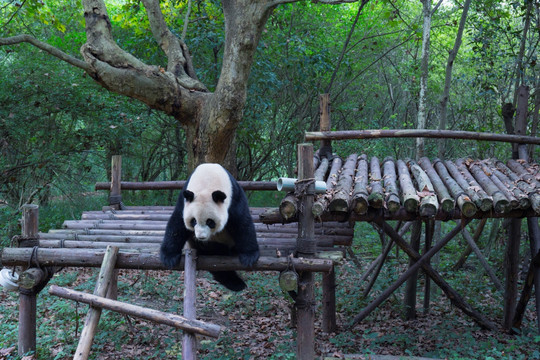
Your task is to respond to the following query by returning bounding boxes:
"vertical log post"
[514,93,540,333]
[319,94,332,158]
[319,93,336,333]
[404,220,422,320]
[504,86,527,330]
[526,218,540,333]
[322,267,336,333]
[423,219,434,314]
[74,246,119,360]
[182,244,198,360]
[18,204,39,356]
[296,143,316,359]
[109,155,122,210]
[107,155,122,300]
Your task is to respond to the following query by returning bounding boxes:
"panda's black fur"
[160,164,259,291]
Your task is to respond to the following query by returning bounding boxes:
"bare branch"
[0,34,91,72]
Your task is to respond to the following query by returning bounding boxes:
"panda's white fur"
[160,163,260,291]
[183,163,232,242]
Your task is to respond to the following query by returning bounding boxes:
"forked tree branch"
[141,0,206,90]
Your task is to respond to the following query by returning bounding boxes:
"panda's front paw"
[239,250,259,268]
[160,252,183,269]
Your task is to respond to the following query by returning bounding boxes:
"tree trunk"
[437,0,471,157]
[415,0,432,159]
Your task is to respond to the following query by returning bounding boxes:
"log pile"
[272,155,540,222]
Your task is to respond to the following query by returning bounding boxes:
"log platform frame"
[2,92,540,359]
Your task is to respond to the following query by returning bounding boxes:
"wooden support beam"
[74,245,119,360]
[0,249,333,272]
[304,128,540,144]
[296,143,316,360]
[350,218,497,330]
[49,285,221,338]
[95,180,277,191]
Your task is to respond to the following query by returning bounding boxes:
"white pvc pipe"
[277,178,327,194]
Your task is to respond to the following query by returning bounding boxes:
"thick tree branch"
[141,0,206,90]
[80,0,204,120]
[0,34,91,72]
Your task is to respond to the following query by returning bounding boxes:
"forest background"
[1,0,540,359]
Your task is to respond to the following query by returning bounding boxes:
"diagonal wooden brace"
[350,218,496,331]
[74,245,119,360]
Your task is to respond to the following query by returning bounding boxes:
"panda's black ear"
[212,190,227,203]
[183,190,195,202]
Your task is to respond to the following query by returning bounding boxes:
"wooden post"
[108,155,122,300]
[322,267,336,333]
[109,155,122,210]
[423,219,434,314]
[319,98,337,333]
[404,220,422,320]
[182,245,197,360]
[74,246,119,360]
[296,143,315,360]
[18,204,39,356]
[526,218,540,333]
[319,94,332,158]
[504,87,527,330]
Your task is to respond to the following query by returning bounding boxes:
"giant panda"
[160,163,259,291]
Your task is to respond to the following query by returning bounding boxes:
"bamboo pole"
[407,160,438,217]
[397,160,419,212]
[433,159,477,217]
[304,128,540,144]
[458,159,510,213]
[477,161,520,209]
[352,154,369,214]
[418,157,454,212]
[382,157,400,212]
[313,156,342,217]
[74,246,119,360]
[494,159,540,212]
[329,154,357,213]
[49,286,221,338]
[444,160,492,211]
[368,156,384,208]
[487,161,529,209]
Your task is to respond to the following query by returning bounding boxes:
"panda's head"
[182,164,232,241]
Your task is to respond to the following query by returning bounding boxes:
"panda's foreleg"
[160,206,190,268]
[227,217,260,267]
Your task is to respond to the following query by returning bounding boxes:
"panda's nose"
[194,226,209,240]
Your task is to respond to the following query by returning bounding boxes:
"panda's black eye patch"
[206,219,216,229]
[190,218,197,227]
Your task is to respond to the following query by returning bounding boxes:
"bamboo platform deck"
[261,155,540,223]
